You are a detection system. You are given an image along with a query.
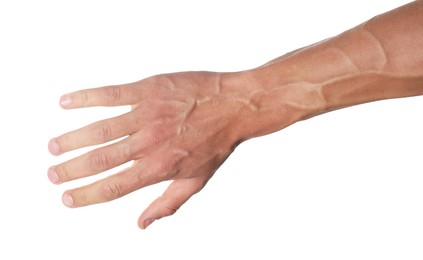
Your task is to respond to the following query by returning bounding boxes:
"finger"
[60,163,151,208]
[138,177,208,229]
[59,82,142,109]
[60,166,132,208]
[60,151,187,207]
[48,138,131,184]
[48,111,138,155]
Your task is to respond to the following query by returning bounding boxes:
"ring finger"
[48,137,133,184]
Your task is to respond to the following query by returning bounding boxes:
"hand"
[48,71,254,229]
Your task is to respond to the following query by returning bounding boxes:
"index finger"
[60,82,142,109]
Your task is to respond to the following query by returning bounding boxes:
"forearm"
[226,1,423,139]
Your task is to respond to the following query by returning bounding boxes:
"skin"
[48,1,423,229]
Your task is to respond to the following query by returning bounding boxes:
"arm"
[235,0,423,138]
[48,1,423,229]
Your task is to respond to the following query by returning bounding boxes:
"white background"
[0,0,422,259]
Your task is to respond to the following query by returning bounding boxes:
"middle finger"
[49,111,138,155]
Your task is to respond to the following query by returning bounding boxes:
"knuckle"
[155,162,172,179]
[100,181,123,201]
[148,129,172,148]
[93,121,113,142]
[57,164,72,182]
[89,152,110,171]
[152,153,184,180]
[135,162,169,186]
[152,74,175,91]
[163,204,179,217]
[105,86,122,103]
[129,131,165,157]
[79,89,89,105]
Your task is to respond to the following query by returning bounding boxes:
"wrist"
[220,67,325,140]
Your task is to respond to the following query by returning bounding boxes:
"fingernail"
[143,218,155,229]
[48,167,60,184]
[60,95,72,108]
[48,139,61,155]
[62,193,74,207]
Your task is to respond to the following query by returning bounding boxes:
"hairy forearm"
[226,1,423,139]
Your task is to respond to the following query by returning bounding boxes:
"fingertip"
[62,192,74,208]
[59,94,73,109]
[137,217,145,229]
[138,208,155,229]
[138,216,156,229]
[48,138,62,156]
[47,167,61,184]
[143,218,156,229]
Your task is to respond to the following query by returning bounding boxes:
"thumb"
[138,176,208,229]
